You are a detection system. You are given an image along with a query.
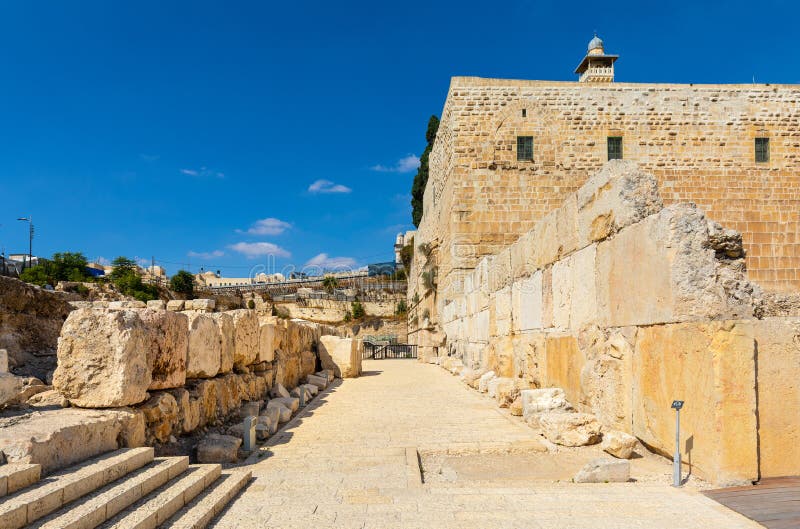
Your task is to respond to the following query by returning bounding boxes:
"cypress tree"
[411,115,440,227]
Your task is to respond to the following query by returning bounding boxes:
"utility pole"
[17,216,33,270]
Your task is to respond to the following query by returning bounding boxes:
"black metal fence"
[362,342,418,360]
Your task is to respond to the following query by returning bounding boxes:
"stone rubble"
[574,458,631,483]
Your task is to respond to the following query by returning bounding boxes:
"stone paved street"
[213,360,762,529]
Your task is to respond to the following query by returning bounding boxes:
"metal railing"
[362,342,418,360]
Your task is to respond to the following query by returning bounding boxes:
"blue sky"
[0,0,796,277]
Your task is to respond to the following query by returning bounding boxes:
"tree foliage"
[395,299,408,316]
[19,251,91,287]
[170,270,195,298]
[399,239,414,271]
[322,275,338,294]
[109,256,159,302]
[351,301,366,319]
[411,115,440,227]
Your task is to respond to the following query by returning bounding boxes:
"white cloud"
[370,154,420,173]
[188,250,224,259]
[304,253,358,269]
[240,218,291,236]
[308,179,352,194]
[180,166,225,178]
[229,242,291,259]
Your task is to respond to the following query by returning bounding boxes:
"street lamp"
[671,400,684,487]
[17,216,33,270]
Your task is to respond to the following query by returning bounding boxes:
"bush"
[110,256,159,302]
[322,275,338,294]
[343,311,352,323]
[395,299,408,316]
[247,299,256,309]
[19,251,92,287]
[400,239,414,271]
[170,270,195,298]
[351,301,366,319]
[272,305,290,319]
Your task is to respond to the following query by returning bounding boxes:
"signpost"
[671,400,684,487]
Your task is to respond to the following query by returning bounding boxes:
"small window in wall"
[607,136,623,160]
[521,109,527,117]
[755,137,769,163]
[517,136,533,161]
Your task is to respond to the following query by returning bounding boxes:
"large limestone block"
[632,321,757,486]
[197,434,240,463]
[487,336,515,378]
[511,272,542,332]
[533,194,579,270]
[147,300,166,310]
[300,350,317,379]
[577,326,635,432]
[541,334,586,410]
[185,313,221,379]
[752,318,800,478]
[53,308,151,408]
[139,309,188,390]
[210,313,235,374]
[189,379,217,427]
[318,336,361,378]
[139,391,179,444]
[596,205,756,328]
[488,247,513,292]
[166,300,185,311]
[230,310,259,369]
[551,257,572,330]
[601,430,638,459]
[574,458,630,483]
[521,388,571,420]
[266,400,292,422]
[274,350,301,389]
[490,286,512,338]
[533,412,602,446]
[0,373,25,407]
[475,310,490,343]
[575,160,663,247]
[478,371,496,393]
[257,321,276,363]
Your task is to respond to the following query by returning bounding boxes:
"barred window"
[517,136,533,161]
[607,136,623,160]
[755,137,769,163]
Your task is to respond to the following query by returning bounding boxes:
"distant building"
[195,270,285,288]
[394,230,416,269]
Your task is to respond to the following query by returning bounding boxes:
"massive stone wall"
[436,161,800,486]
[413,78,800,332]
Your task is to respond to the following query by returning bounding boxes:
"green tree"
[399,239,414,271]
[411,115,440,227]
[322,275,338,294]
[18,251,91,287]
[351,301,365,319]
[395,299,408,316]
[19,265,51,287]
[110,256,137,281]
[170,270,195,298]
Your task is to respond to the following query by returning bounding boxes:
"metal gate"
[362,342,417,360]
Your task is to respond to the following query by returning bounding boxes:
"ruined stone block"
[230,309,259,369]
[185,312,221,379]
[139,309,188,390]
[210,312,235,374]
[318,336,361,378]
[53,308,151,408]
[512,271,543,332]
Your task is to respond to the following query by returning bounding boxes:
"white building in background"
[394,230,416,269]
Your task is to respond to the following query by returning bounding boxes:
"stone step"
[0,447,154,529]
[161,470,252,529]
[29,457,189,529]
[99,464,222,529]
[0,463,41,497]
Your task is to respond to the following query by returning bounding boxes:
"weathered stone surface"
[260,405,280,428]
[266,400,291,422]
[27,389,70,408]
[0,373,26,407]
[270,383,290,398]
[188,299,215,312]
[290,386,310,406]
[240,401,261,418]
[532,412,602,447]
[306,374,327,389]
[477,371,496,393]
[632,321,757,486]
[210,312,235,374]
[318,336,361,378]
[53,308,151,408]
[300,350,316,379]
[0,408,144,473]
[166,300,185,311]
[302,383,319,396]
[197,434,241,463]
[574,458,630,483]
[185,312,221,379]
[602,430,637,459]
[521,388,571,420]
[189,379,217,427]
[139,391,180,444]
[511,272,542,332]
[109,300,147,309]
[272,396,299,413]
[139,309,188,390]
[147,300,166,310]
[257,321,276,363]
[752,318,800,478]
[230,310,259,369]
[486,376,516,403]
[0,348,8,373]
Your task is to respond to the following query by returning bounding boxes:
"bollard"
[242,416,257,452]
[671,400,684,487]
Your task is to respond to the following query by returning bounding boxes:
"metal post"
[242,416,257,452]
[671,400,684,487]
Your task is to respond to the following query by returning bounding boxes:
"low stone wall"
[438,161,800,486]
[50,307,348,446]
[277,299,399,323]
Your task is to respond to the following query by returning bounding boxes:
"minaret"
[575,34,618,82]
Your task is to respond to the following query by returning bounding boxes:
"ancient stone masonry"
[408,77,800,339]
[426,160,800,487]
[0,306,358,470]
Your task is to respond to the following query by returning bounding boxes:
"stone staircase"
[0,447,250,529]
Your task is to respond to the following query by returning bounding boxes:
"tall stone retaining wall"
[438,161,800,486]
